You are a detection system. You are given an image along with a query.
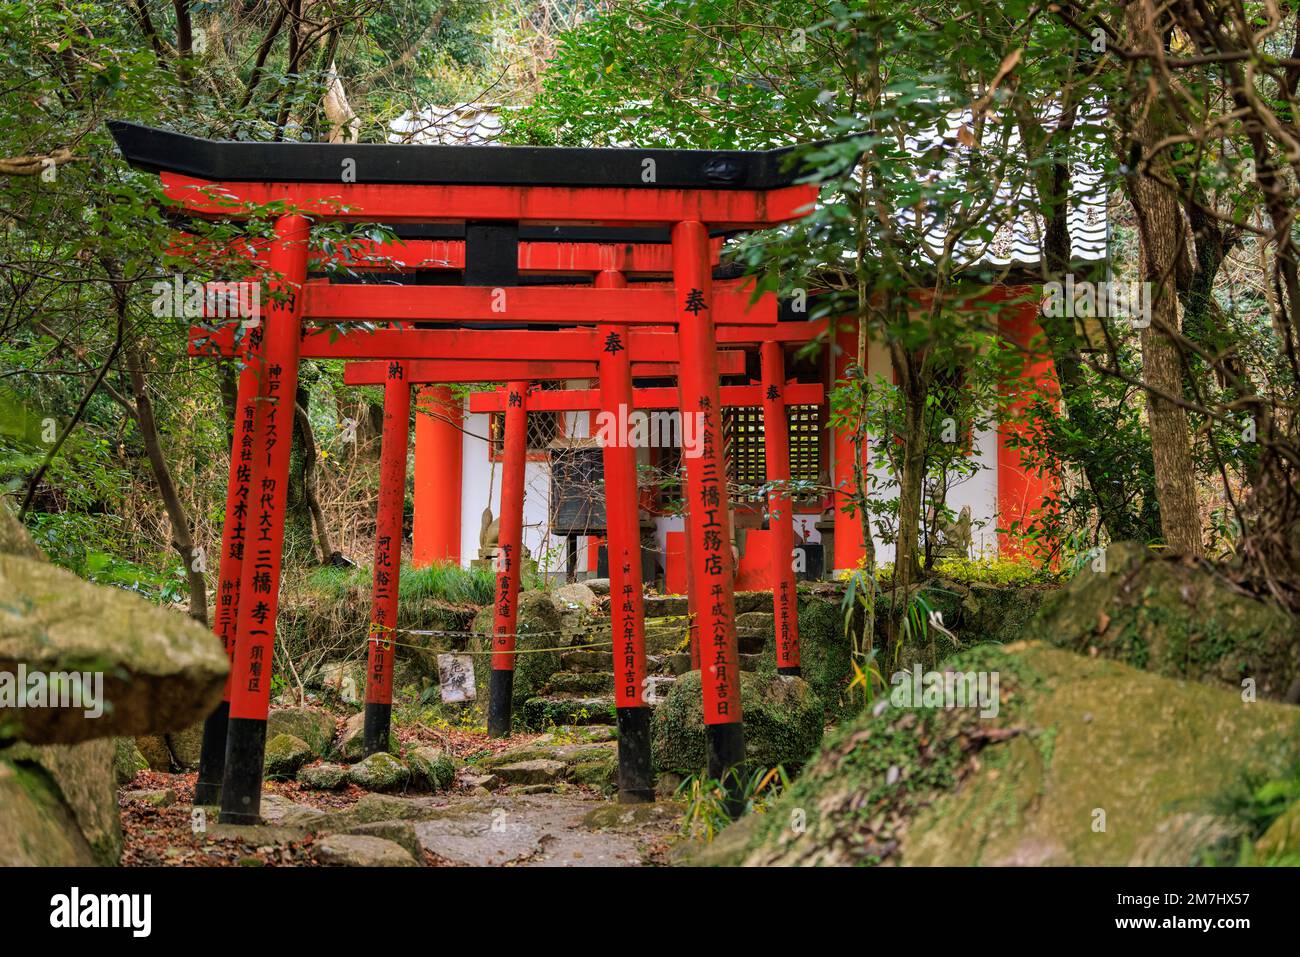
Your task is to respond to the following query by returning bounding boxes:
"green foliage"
[677,765,790,843]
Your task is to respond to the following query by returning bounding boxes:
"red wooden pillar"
[674,380,701,670]
[997,294,1059,559]
[194,349,260,805]
[596,269,653,803]
[488,380,528,737]
[219,213,309,825]
[363,361,411,754]
[832,319,868,572]
[760,341,801,676]
[672,220,745,793]
[413,384,462,566]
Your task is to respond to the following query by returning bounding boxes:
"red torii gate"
[114,120,816,822]
[192,326,744,805]
[470,342,825,679]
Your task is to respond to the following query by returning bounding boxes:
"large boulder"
[0,739,121,866]
[314,833,418,867]
[407,746,456,791]
[0,553,229,744]
[758,591,858,722]
[718,642,1300,866]
[164,721,205,770]
[267,707,336,757]
[264,733,313,778]
[333,710,397,762]
[652,670,824,775]
[348,751,411,792]
[1034,542,1300,700]
[470,591,565,714]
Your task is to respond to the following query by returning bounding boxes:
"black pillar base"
[778,666,802,678]
[218,716,268,825]
[487,669,514,738]
[193,700,230,806]
[615,707,654,804]
[706,722,747,820]
[363,702,392,755]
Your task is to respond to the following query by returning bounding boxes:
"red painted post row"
[219,213,310,825]
[487,381,529,737]
[596,269,653,802]
[672,220,745,789]
[194,346,261,805]
[363,361,412,753]
[760,342,801,676]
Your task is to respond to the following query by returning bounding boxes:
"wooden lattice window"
[787,405,822,486]
[489,384,563,458]
[724,407,766,495]
[723,404,823,504]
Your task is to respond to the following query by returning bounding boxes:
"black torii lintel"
[108,121,809,191]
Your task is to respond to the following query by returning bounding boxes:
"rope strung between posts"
[357,609,696,656]
[364,634,616,656]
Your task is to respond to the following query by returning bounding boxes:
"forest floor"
[118,735,686,867]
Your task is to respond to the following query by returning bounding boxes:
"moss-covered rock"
[113,738,148,786]
[338,820,423,862]
[314,833,418,867]
[470,590,565,715]
[759,592,858,722]
[297,762,349,790]
[1034,542,1300,699]
[333,711,397,762]
[571,756,618,791]
[267,707,336,757]
[310,660,365,704]
[0,739,121,866]
[716,642,1300,867]
[644,617,690,655]
[0,553,229,745]
[164,721,204,771]
[134,734,173,771]
[264,733,313,778]
[652,671,824,775]
[520,695,615,729]
[342,792,448,825]
[348,752,411,792]
[407,746,456,791]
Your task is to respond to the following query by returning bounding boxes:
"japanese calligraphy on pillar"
[213,386,257,693]
[230,358,287,721]
[618,560,639,703]
[695,394,738,720]
[366,360,410,707]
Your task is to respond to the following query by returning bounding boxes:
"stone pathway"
[411,793,679,867]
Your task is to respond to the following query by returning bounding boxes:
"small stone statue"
[934,505,972,558]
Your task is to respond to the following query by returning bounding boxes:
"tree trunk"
[293,392,340,565]
[890,342,929,658]
[1122,2,1205,557]
[126,346,209,624]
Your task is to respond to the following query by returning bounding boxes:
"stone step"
[521,695,617,728]
[492,758,568,786]
[544,670,615,695]
[643,594,689,618]
[644,616,691,655]
[561,649,613,672]
[736,611,775,631]
[658,652,764,676]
